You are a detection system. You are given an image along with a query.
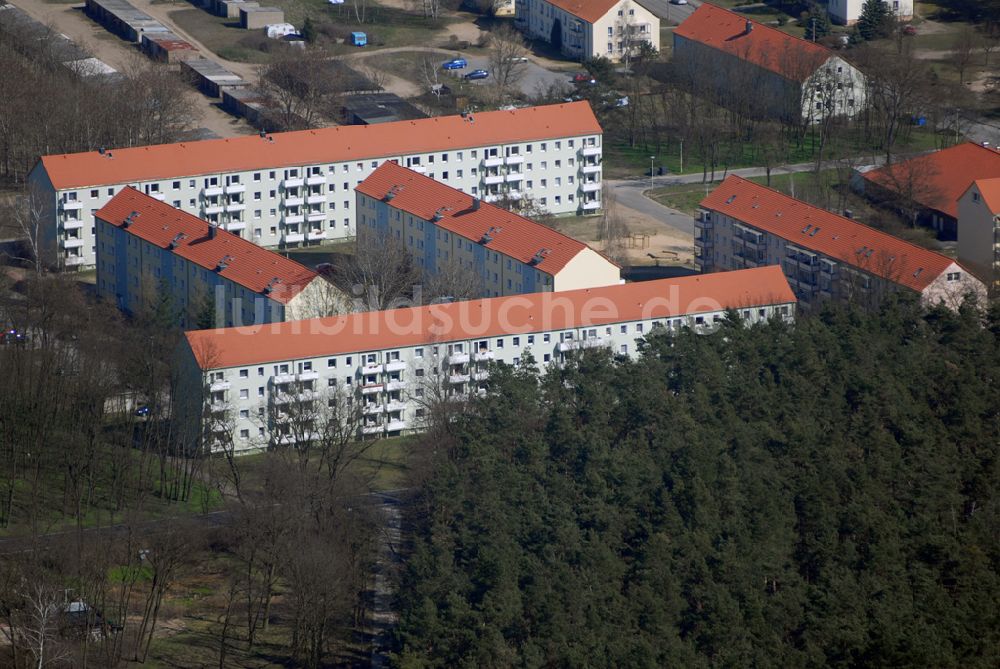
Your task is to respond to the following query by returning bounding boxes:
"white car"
[669,0,688,5]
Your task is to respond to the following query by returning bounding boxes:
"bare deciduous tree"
[328,228,420,311]
[487,23,529,101]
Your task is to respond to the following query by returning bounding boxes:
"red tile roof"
[701,176,960,293]
[356,162,603,276]
[183,266,796,369]
[862,142,1000,219]
[674,2,832,82]
[968,178,1000,213]
[543,0,626,24]
[38,102,601,190]
[96,188,318,304]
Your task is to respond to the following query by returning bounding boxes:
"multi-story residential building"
[176,267,796,452]
[96,188,345,328]
[28,102,603,270]
[828,0,913,26]
[957,178,1000,285]
[855,142,1000,240]
[355,162,619,297]
[696,176,986,309]
[514,0,659,62]
[673,3,866,124]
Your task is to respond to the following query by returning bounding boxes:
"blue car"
[464,69,489,80]
[442,58,467,70]
[135,405,151,417]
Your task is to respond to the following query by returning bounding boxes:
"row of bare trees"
[0,21,195,185]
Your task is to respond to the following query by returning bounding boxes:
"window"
[543,333,550,343]
[239,369,249,378]
[947,272,961,281]
[636,323,644,333]
[607,27,613,36]
[239,409,249,419]
[415,347,423,358]
[240,429,249,439]
[239,389,249,399]
[527,335,534,344]
[328,358,337,367]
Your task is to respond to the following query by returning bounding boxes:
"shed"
[240,6,283,30]
[342,93,427,125]
[181,58,248,97]
[141,31,199,63]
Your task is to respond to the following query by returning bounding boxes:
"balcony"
[64,256,86,267]
[60,200,83,211]
[225,202,246,213]
[62,238,85,249]
[209,401,228,414]
[582,201,600,211]
[273,372,295,384]
[410,165,426,174]
[473,350,494,362]
[582,163,601,174]
[284,196,305,207]
[362,362,384,374]
[483,156,504,168]
[298,370,319,382]
[209,380,230,392]
[284,214,305,225]
[203,202,224,215]
[386,419,406,432]
[581,146,601,157]
[223,221,246,233]
[306,175,325,186]
[581,182,600,192]
[307,230,326,242]
[386,400,407,413]
[484,193,501,203]
[362,424,383,435]
[472,371,489,382]
[507,190,522,200]
[203,186,224,197]
[505,155,524,165]
[505,173,523,183]
[274,390,315,405]
[447,352,469,365]
[225,184,245,194]
[307,211,325,222]
[361,383,384,395]
[282,232,305,244]
[148,192,166,202]
[306,194,325,205]
[483,174,504,185]
[385,360,406,373]
[283,177,304,188]
[449,373,470,384]
[386,380,407,392]
[363,403,385,415]
[63,220,85,232]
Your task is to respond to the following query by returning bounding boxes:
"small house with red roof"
[355,162,621,297]
[96,188,347,328]
[696,176,985,310]
[673,3,866,124]
[514,0,659,62]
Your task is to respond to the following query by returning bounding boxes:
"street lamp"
[650,156,655,192]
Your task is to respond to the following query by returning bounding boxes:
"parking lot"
[440,55,573,98]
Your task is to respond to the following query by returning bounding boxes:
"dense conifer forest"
[395,298,1000,667]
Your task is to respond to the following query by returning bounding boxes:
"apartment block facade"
[957,178,1000,285]
[696,176,986,309]
[515,0,659,62]
[674,4,866,124]
[29,102,604,270]
[355,162,620,297]
[96,188,343,328]
[177,268,796,453]
[827,0,913,26]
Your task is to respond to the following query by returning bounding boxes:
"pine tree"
[803,2,831,41]
[857,0,892,40]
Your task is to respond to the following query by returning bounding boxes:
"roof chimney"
[472,197,481,211]
[98,147,105,155]
[208,224,217,239]
[745,20,753,34]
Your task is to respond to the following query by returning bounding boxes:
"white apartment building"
[28,102,603,270]
[957,178,1000,285]
[176,267,796,453]
[96,187,344,328]
[828,0,913,26]
[515,0,659,62]
[696,176,986,310]
[356,161,619,297]
[674,4,867,124]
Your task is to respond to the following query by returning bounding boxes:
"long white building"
[356,161,619,297]
[96,188,345,328]
[515,0,659,63]
[176,267,797,453]
[28,102,604,270]
[827,0,913,26]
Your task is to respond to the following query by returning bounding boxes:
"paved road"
[641,0,701,24]
[369,493,403,669]
[608,156,891,237]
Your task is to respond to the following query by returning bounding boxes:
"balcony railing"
[203,186,224,197]
[209,379,230,392]
[581,182,600,192]
[60,200,83,211]
[484,174,504,185]
[505,155,524,165]
[284,196,305,207]
[225,184,245,194]
[273,372,295,384]
[282,232,305,244]
[385,360,406,373]
[447,352,469,365]
[449,373,471,384]
[581,146,601,157]
[473,350,494,362]
[386,419,406,432]
[361,383,384,395]
[483,156,504,168]
[361,362,384,374]
[386,380,407,391]
[582,201,600,211]
[63,220,85,231]
[305,175,325,186]
[283,177,304,188]
[582,164,601,174]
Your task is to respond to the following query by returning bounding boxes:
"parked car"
[442,58,468,70]
[669,0,688,5]
[135,405,151,417]
[504,55,529,63]
[464,69,489,80]
[0,327,25,345]
[572,72,595,84]
[902,25,917,36]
